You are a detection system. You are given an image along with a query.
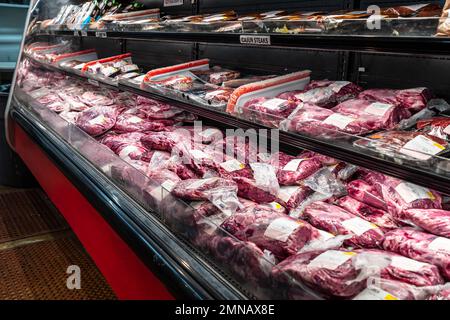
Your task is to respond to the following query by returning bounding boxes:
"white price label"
[261,98,286,111]
[81,30,88,37]
[74,30,79,36]
[190,149,211,160]
[127,116,143,124]
[390,256,427,272]
[329,81,350,93]
[277,186,299,202]
[89,115,107,125]
[118,145,139,159]
[365,102,393,117]
[187,179,209,190]
[264,217,302,242]
[164,0,184,7]
[353,287,399,300]
[322,113,355,130]
[150,180,176,201]
[308,250,356,270]
[219,159,245,172]
[200,128,220,139]
[429,237,450,254]
[394,182,434,203]
[282,158,304,172]
[240,35,271,46]
[342,217,378,236]
[444,124,450,135]
[399,135,445,160]
[131,74,146,84]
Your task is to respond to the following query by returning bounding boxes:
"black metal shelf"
[27,56,450,195]
[37,29,450,56]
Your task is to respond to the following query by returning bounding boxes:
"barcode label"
[95,31,107,38]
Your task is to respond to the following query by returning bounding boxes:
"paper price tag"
[282,158,304,172]
[400,135,445,160]
[264,218,302,242]
[164,0,184,7]
[323,113,355,130]
[308,250,356,270]
[81,30,88,37]
[95,31,107,38]
[353,287,399,300]
[219,159,245,172]
[395,182,433,203]
[342,217,378,236]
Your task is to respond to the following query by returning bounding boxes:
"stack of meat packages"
[20,61,450,300]
[240,79,432,139]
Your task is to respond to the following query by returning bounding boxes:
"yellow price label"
[384,294,399,300]
[343,252,357,256]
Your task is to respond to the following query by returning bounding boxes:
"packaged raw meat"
[396,87,432,114]
[272,249,389,298]
[353,277,445,300]
[281,102,371,137]
[75,105,121,136]
[239,97,298,127]
[276,185,313,210]
[79,91,114,107]
[358,89,399,106]
[172,143,219,178]
[171,177,237,201]
[113,114,175,133]
[336,196,399,230]
[346,179,386,210]
[354,249,444,287]
[379,178,442,217]
[398,209,450,238]
[140,131,192,152]
[100,132,146,152]
[210,135,259,164]
[165,155,200,180]
[192,67,240,85]
[233,176,278,204]
[220,208,316,260]
[59,111,80,124]
[277,81,362,108]
[303,167,346,198]
[332,98,408,130]
[383,228,450,279]
[355,131,448,162]
[303,201,385,248]
[438,0,450,36]
[267,152,323,185]
[203,87,234,105]
[217,159,253,180]
[203,235,275,288]
[381,3,441,17]
[428,288,450,300]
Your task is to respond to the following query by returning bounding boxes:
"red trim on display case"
[13,123,174,300]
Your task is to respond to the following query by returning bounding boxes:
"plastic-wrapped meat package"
[220,208,316,261]
[358,89,399,106]
[416,117,450,141]
[396,87,432,114]
[152,75,193,91]
[130,98,184,119]
[239,97,298,127]
[216,159,253,180]
[47,101,68,113]
[171,177,238,201]
[354,249,444,287]
[210,135,259,164]
[113,114,176,133]
[355,131,448,162]
[303,201,385,248]
[267,152,323,185]
[233,163,280,204]
[75,105,121,136]
[79,91,114,107]
[303,167,346,198]
[346,179,386,210]
[203,87,234,105]
[276,185,313,210]
[59,111,80,124]
[193,67,240,85]
[299,150,338,166]
[353,278,443,300]
[57,92,90,112]
[383,228,450,279]
[171,111,198,123]
[398,209,450,238]
[165,154,200,180]
[140,131,191,152]
[204,235,275,289]
[176,126,223,144]
[336,196,399,230]
[332,98,408,130]
[172,143,220,178]
[281,103,368,137]
[100,132,146,151]
[428,288,450,300]
[140,150,171,168]
[328,162,358,182]
[272,249,369,298]
[277,81,362,109]
[36,93,62,106]
[379,178,442,217]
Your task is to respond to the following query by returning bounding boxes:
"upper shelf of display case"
[29,1,450,56]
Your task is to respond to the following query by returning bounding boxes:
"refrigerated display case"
[5,0,450,300]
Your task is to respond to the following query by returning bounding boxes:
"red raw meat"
[383,228,450,280]
[75,105,121,136]
[396,87,432,114]
[272,249,366,298]
[171,177,237,201]
[399,209,450,238]
[267,152,323,185]
[220,208,317,260]
[233,176,278,204]
[428,288,450,300]
[346,179,386,210]
[239,97,298,127]
[336,196,399,230]
[114,114,175,133]
[303,201,385,248]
